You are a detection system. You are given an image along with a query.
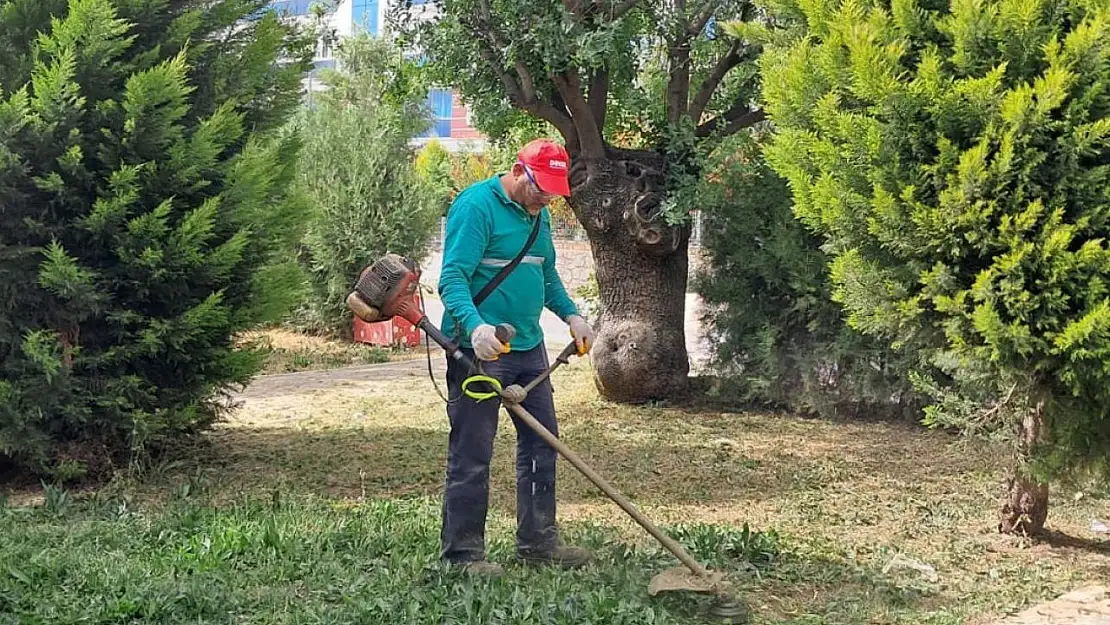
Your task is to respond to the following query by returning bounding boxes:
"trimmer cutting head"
[648,567,748,624]
[707,596,750,623]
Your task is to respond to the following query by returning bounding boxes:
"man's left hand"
[567,315,595,355]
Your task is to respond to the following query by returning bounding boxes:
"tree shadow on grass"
[1035,529,1110,556]
[679,374,930,427]
[114,410,1007,537]
[2,404,993,528]
[135,424,788,507]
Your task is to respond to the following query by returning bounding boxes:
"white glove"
[568,315,595,355]
[471,324,506,361]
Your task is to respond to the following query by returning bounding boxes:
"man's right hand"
[471,324,506,361]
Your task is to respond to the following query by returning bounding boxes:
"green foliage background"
[695,131,924,418]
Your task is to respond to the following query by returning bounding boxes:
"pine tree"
[0,0,313,479]
[750,0,1110,533]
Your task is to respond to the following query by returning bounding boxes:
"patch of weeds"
[665,522,782,570]
[41,482,72,516]
[49,459,88,483]
[167,467,212,502]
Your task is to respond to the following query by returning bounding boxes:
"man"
[437,138,596,576]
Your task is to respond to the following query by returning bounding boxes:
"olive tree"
[404,0,766,402]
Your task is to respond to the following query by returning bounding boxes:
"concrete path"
[996,586,1110,625]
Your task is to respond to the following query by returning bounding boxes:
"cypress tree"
[752,0,1110,533]
[0,0,313,479]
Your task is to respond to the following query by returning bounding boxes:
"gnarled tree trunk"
[568,147,691,403]
[999,401,1050,535]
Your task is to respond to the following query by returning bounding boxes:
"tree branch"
[551,87,571,119]
[666,42,692,126]
[468,0,579,148]
[553,71,606,158]
[688,0,721,35]
[695,99,766,137]
[515,61,537,102]
[608,0,642,19]
[588,69,609,131]
[688,40,741,125]
[718,107,766,135]
[470,39,578,149]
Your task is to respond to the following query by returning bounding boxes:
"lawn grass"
[3,359,1108,624]
[0,492,779,624]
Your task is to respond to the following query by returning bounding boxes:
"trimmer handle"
[495,323,515,350]
[417,319,517,369]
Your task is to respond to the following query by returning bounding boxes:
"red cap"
[517,139,571,196]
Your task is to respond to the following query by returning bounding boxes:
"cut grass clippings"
[3,359,1109,624]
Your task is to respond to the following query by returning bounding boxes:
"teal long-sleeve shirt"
[437,175,579,352]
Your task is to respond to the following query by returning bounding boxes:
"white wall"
[333,0,354,40]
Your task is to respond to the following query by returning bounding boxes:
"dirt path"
[235,345,577,401]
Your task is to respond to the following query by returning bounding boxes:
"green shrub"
[0,0,313,479]
[291,34,442,335]
[752,0,1110,531]
[695,131,924,418]
[414,138,454,213]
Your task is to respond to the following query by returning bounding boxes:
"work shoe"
[455,560,505,578]
[517,545,593,569]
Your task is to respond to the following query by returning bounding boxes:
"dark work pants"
[440,344,559,563]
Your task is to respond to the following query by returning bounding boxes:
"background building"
[268,0,487,152]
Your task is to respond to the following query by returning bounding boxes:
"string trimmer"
[346,254,749,623]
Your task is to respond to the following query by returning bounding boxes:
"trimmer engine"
[346,254,423,327]
[346,253,514,364]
